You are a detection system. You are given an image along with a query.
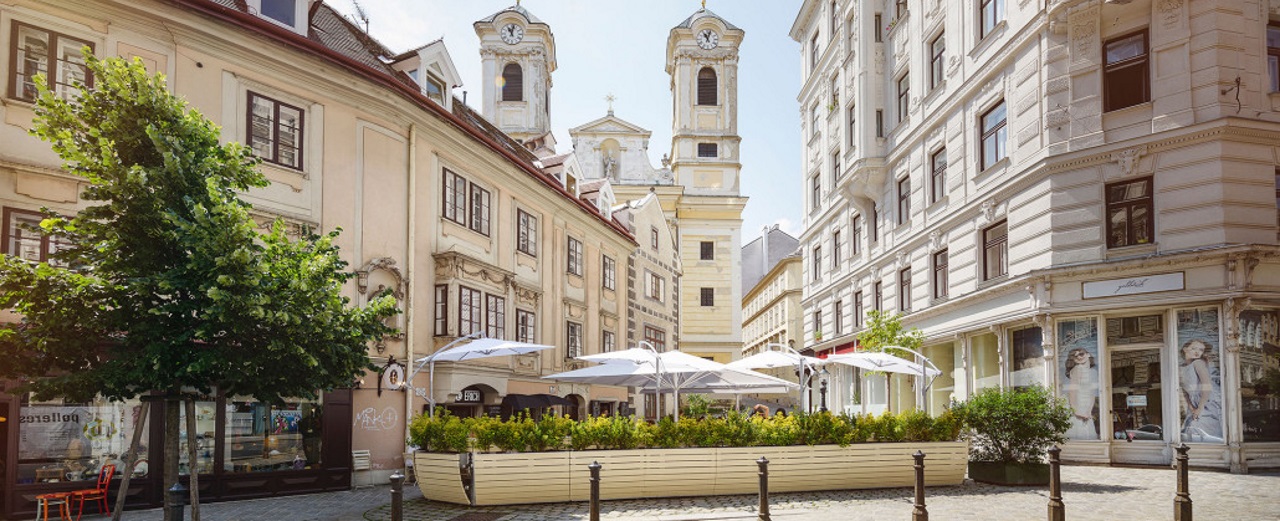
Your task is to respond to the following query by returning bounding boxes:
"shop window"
[1106,314,1165,346]
[923,342,956,415]
[1058,317,1100,441]
[1239,310,1280,442]
[1175,307,1225,444]
[9,22,93,102]
[971,332,1000,391]
[225,397,323,472]
[16,396,148,484]
[1010,327,1045,389]
[1105,177,1153,248]
[179,396,218,475]
[1103,31,1149,112]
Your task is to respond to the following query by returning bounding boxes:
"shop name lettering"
[20,413,80,424]
[1114,278,1150,294]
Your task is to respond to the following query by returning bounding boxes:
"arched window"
[697,67,717,106]
[502,63,523,102]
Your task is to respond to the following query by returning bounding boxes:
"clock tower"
[475,5,556,145]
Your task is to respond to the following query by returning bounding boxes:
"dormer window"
[426,74,446,104]
[249,0,308,34]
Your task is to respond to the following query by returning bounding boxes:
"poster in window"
[1058,318,1100,440]
[1240,310,1280,441]
[1176,308,1224,443]
[1010,327,1045,389]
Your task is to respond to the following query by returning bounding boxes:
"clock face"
[500,23,524,45]
[696,29,719,50]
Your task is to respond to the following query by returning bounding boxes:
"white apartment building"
[793,0,1280,471]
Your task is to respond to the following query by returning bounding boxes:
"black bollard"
[167,482,188,521]
[390,471,405,521]
[589,461,602,521]
[757,457,770,521]
[912,450,928,521]
[1175,444,1192,521]
[1048,446,1064,521]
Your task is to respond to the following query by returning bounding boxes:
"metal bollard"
[1048,446,1064,521]
[1175,443,1192,521]
[757,457,770,521]
[912,450,928,521]
[167,482,188,521]
[589,461,602,521]
[390,471,405,521]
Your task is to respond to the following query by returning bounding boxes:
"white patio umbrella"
[410,333,556,417]
[731,344,827,413]
[825,351,941,377]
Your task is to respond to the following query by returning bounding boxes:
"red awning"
[817,340,860,359]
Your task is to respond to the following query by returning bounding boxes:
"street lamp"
[819,366,830,413]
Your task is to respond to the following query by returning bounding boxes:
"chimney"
[761,225,770,275]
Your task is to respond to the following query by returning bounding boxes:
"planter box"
[415,441,967,506]
[968,461,1050,486]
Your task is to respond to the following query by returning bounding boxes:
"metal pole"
[390,471,405,521]
[819,379,828,412]
[1175,443,1192,521]
[166,483,187,521]
[757,457,770,521]
[1048,446,1064,521]
[589,461,602,521]
[912,450,928,521]
[428,360,436,418]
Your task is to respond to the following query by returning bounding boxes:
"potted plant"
[951,385,1071,485]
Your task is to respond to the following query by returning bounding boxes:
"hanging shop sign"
[1082,272,1184,299]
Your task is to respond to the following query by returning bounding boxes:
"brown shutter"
[697,67,717,106]
[502,63,523,101]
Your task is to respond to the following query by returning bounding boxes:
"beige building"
[742,226,803,358]
[794,0,1280,471]
[0,0,639,515]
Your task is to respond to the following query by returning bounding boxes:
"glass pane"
[1108,207,1129,246]
[1267,26,1280,48]
[1105,33,1145,64]
[924,342,955,415]
[865,373,887,415]
[261,0,297,25]
[225,397,322,473]
[983,103,1006,132]
[178,398,217,475]
[1176,308,1224,443]
[1106,315,1164,346]
[17,397,148,484]
[9,212,45,262]
[249,97,275,158]
[1131,205,1150,244]
[15,26,49,100]
[1058,318,1100,440]
[971,332,1000,391]
[1271,56,1279,93]
[55,38,90,99]
[277,105,302,168]
[1110,347,1164,441]
[1010,327,1045,389]
[1239,310,1280,442]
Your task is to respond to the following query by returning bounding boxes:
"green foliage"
[951,385,1072,464]
[856,310,925,358]
[682,394,712,418]
[0,53,396,403]
[408,410,471,453]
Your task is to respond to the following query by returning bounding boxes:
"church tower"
[475,5,556,145]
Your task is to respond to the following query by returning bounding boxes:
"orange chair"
[34,492,72,521]
[70,464,114,520]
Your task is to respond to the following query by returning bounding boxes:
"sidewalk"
[107,465,1279,521]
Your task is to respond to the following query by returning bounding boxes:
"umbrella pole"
[429,360,436,418]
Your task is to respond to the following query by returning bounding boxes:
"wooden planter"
[415,441,967,506]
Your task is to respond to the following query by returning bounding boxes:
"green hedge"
[409,409,964,453]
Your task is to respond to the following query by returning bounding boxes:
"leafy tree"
[855,309,925,357]
[0,54,395,517]
[951,385,1071,464]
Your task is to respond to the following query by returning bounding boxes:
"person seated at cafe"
[774,408,787,418]
[751,404,770,418]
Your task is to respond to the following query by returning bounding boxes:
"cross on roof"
[605,93,617,115]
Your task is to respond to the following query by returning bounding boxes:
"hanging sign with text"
[1082,272,1184,299]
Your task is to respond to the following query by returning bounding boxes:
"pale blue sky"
[332,1,804,239]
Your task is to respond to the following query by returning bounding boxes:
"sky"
[330,0,804,240]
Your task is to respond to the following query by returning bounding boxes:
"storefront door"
[1105,314,1171,466]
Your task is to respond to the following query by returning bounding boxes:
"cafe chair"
[70,464,115,521]
[34,492,73,521]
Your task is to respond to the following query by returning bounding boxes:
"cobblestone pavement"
[96,465,1279,520]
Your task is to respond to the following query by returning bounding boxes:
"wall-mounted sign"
[1083,272,1184,299]
[1126,395,1148,407]
[460,389,482,403]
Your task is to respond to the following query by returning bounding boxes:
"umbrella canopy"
[825,351,942,377]
[727,350,825,370]
[417,338,556,363]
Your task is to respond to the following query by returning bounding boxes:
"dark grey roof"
[674,8,740,32]
[476,5,546,25]
[741,227,800,294]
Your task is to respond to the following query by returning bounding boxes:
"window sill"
[970,21,1007,58]
[976,274,1008,291]
[1102,100,1152,116]
[926,195,950,213]
[975,157,1010,182]
[1105,242,1157,260]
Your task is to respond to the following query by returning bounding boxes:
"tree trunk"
[163,396,180,521]
[111,399,150,521]
[184,397,202,521]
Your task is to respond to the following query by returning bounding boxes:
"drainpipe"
[404,123,418,470]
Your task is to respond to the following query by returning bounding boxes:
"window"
[517,209,538,256]
[651,227,660,250]
[603,255,616,290]
[486,294,506,339]
[644,325,666,351]
[813,310,823,338]
[502,63,523,101]
[1105,177,1153,248]
[568,236,584,276]
[980,101,1007,171]
[698,143,718,158]
[810,104,820,139]
[847,15,856,51]
[834,299,844,335]
[811,33,821,71]
[459,286,482,336]
[896,73,910,122]
[874,13,883,43]
[700,287,715,307]
[644,271,664,302]
[811,175,822,208]
[602,330,616,353]
[895,0,908,18]
[870,205,879,243]
[832,151,841,188]
[847,104,857,147]
[700,241,714,260]
[698,67,717,105]
[434,285,448,336]
[9,22,93,102]
[874,281,883,311]
[930,32,945,91]
[875,109,884,137]
[516,309,536,343]
[248,92,305,170]
[1103,31,1149,112]
[983,220,1008,281]
[469,183,491,236]
[899,267,912,312]
[933,249,949,299]
[812,246,822,280]
[442,169,467,225]
[851,214,862,255]
[1269,24,1280,92]
[832,230,842,269]
[425,74,446,105]
[980,0,1004,39]
[566,321,583,358]
[830,75,840,109]
[854,291,864,328]
[260,0,299,25]
[3,208,70,266]
[930,148,947,204]
[830,1,839,37]
[897,177,911,225]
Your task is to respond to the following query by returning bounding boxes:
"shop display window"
[1010,327,1045,389]
[924,342,955,415]
[15,396,147,484]
[224,397,323,473]
[178,397,217,476]
[971,332,1000,390]
[1175,308,1224,444]
[1239,310,1280,442]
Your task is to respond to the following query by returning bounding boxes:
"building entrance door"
[1108,345,1171,465]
